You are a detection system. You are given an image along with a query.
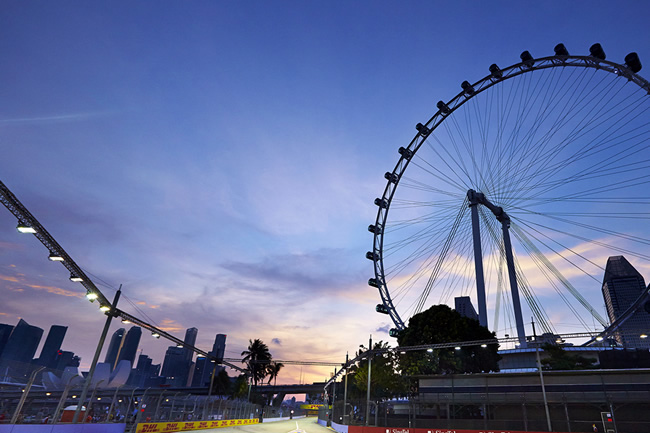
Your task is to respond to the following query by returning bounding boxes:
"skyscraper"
[161,346,187,386]
[601,256,650,349]
[193,334,227,387]
[105,328,125,369]
[0,319,43,364]
[212,334,226,361]
[0,324,14,358]
[36,325,67,368]
[115,326,142,367]
[192,356,209,387]
[454,297,479,322]
[183,327,198,363]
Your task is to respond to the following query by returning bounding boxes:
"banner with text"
[136,417,259,433]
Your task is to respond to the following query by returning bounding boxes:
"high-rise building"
[192,356,208,387]
[129,354,156,387]
[115,326,142,367]
[160,327,199,387]
[192,334,227,387]
[183,327,198,363]
[0,324,14,358]
[54,351,80,371]
[211,334,226,362]
[105,328,125,369]
[601,256,650,349]
[161,346,187,386]
[0,319,43,364]
[454,297,479,322]
[35,325,67,368]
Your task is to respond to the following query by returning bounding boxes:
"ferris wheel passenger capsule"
[398,147,413,160]
[376,304,389,314]
[368,278,380,288]
[384,172,399,183]
[589,43,606,60]
[366,251,379,261]
[554,43,569,56]
[489,63,502,78]
[368,224,381,234]
[416,122,430,136]
[374,198,388,209]
[436,100,451,114]
[461,81,475,95]
[520,51,534,68]
[625,52,642,73]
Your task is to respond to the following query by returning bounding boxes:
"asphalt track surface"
[196,418,333,433]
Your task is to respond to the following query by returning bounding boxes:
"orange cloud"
[25,283,81,298]
[0,273,81,297]
[0,275,20,283]
[157,318,184,333]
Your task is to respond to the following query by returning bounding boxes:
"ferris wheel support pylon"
[468,191,488,328]
[468,189,527,347]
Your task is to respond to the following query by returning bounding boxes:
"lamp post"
[532,319,552,432]
[204,360,219,419]
[84,379,105,423]
[11,366,45,424]
[73,288,121,423]
[365,335,372,427]
[52,374,79,423]
[343,353,349,424]
[154,391,166,421]
[330,368,337,426]
[107,385,123,423]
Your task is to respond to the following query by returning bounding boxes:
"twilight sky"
[1,1,649,385]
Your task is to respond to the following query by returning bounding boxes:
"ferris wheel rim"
[369,49,650,334]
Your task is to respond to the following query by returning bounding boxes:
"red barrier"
[348,426,568,433]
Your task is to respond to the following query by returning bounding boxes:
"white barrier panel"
[0,424,126,433]
[331,421,348,433]
[262,416,305,423]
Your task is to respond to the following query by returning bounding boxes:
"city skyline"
[2,2,650,385]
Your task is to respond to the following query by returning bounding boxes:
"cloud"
[157,318,186,333]
[272,338,282,345]
[0,273,81,297]
[375,324,391,334]
[0,111,116,124]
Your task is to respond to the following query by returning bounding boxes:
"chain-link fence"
[0,386,260,432]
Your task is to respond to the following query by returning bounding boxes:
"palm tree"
[241,339,272,386]
[266,361,284,386]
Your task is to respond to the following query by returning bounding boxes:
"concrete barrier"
[0,424,125,433]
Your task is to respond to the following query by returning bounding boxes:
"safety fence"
[0,388,261,432]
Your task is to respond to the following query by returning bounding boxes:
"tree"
[241,339,272,386]
[397,304,500,375]
[231,374,249,399]
[541,344,596,370]
[266,361,284,385]
[353,340,407,401]
[211,368,232,395]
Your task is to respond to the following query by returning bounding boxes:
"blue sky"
[1,1,649,384]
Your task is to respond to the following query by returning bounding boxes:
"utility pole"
[343,352,349,424]
[73,287,121,423]
[365,335,372,426]
[532,318,552,432]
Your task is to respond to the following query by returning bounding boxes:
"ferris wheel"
[368,43,650,345]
